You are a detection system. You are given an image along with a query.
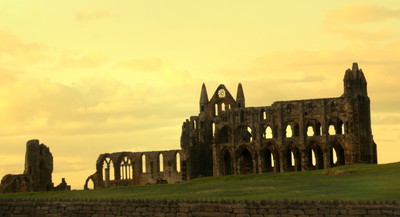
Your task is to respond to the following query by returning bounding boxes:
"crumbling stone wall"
[181,63,378,179]
[24,139,54,191]
[0,175,33,194]
[0,199,399,217]
[85,150,182,189]
[0,140,70,193]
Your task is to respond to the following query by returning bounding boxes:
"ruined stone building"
[86,63,377,189]
[84,150,182,189]
[0,140,70,193]
[182,63,377,179]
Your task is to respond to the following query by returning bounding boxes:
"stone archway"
[306,143,324,170]
[220,149,233,175]
[236,148,254,175]
[262,147,280,173]
[283,144,302,172]
[330,142,345,167]
[84,176,95,190]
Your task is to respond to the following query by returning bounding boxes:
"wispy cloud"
[322,4,400,42]
[0,75,195,137]
[328,27,397,41]
[58,51,108,68]
[324,4,400,25]
[76,6,111,22]
[0,28,48,64]
[116,57,163,72]
[115,57,192,85]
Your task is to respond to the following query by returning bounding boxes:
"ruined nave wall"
[86,150,183,189]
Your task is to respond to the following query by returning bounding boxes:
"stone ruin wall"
[86,63,377,189]
[184,96,376,177]
[1,199,399,217]
[0,140,70,193]
[85,150,183,190]
[24,139,54,191]
[180,63,377,179]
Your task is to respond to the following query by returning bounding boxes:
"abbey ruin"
[85,63,377,189]
[0,140,70,193]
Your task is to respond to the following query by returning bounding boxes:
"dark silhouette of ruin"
[84,151,182,189]
[0,140,70,193]
[85,63,377,189]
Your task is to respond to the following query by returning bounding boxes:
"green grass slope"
[1,163,399,201]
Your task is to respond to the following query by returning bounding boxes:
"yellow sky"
[0,1,399,189]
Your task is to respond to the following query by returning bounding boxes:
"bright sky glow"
[0,1,399,189]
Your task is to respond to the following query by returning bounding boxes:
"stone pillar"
[324,148,332,169]
[301,149,308,171]
[212,144,220,176]
[104,167,110,188]
[257,148,263,174]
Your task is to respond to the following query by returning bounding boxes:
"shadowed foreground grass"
[1,163,399,201]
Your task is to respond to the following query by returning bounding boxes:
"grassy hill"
[1,162,399,201]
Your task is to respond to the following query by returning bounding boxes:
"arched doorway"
[284,145,301,172]
[237,148,254,174]
[306,143,324,170]
[330,143,345,167]
[220,148,233,175]
[262,147,280,173]
[84,176,95,190]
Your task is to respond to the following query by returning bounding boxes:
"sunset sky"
[0,1,399,189]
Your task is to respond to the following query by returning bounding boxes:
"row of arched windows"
[220,144,345,175]
[215,103,232,116]
[214,121,346,144]
[101,152,181,181]
[260,101,340,120]
[283,122,345,138]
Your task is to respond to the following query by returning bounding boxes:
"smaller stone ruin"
[0,139,71,193]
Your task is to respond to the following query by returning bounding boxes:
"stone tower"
[342,63,377,164]
[0,139,70,193]
[24,139,54,191]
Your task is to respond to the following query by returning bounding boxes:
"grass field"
[1,162,399,201]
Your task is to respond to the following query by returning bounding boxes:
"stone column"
[104,167,110,188]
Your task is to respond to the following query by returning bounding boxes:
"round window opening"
[218,89,226,98]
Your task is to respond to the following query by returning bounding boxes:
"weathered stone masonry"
[85,150,182,189]
[182,62,377,179]
[87,63,377,188]
[0,140,70,193]
[1,199,399,217]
